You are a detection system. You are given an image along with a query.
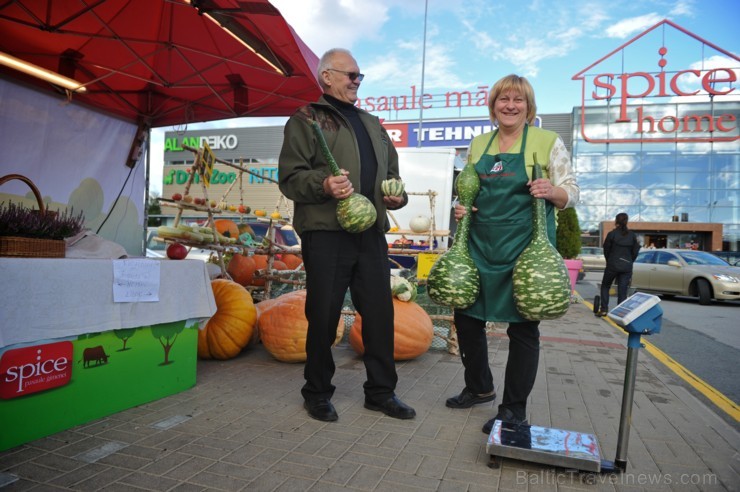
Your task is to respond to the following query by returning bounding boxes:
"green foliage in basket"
[0,201,85,240]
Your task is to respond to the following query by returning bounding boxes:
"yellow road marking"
[581,297,740,422]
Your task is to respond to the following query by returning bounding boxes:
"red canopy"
[0,0,322,127]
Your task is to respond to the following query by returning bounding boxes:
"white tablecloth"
[0,258,217,348]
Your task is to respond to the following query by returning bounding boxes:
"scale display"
[607,292,661,327]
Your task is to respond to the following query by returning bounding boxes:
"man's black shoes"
[482,407,528,434]
[364,395,416,419]
[304,399,338,422]
[445,387,496,409]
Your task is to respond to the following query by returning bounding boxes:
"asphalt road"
[574,271,740,408]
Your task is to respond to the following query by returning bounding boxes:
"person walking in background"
[596,213,641,316]
[445,74,579,434]
[278,48,415,423]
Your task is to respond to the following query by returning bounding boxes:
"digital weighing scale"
[487,292,662,473]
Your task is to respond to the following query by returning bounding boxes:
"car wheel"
[696,279,712,305]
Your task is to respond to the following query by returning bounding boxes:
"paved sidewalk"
[1,302,738,491]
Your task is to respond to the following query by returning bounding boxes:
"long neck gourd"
[512,153,571,320]
[310,119,377,233]
[427,162,481,309]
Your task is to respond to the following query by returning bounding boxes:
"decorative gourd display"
[214,219,239,239]
[226,253,256,286]
[257,290,344,362]
[381,178,405,197]
[198,279,258,360]
[409,215,431,233]
[390,275,417,302]
[310,119,377,233]
[426,161,481,308]
[348,299,434,360]
[512,154,571,320]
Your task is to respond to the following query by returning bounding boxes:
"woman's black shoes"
[445,387,497,408]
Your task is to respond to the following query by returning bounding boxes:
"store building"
[159,20,738,252]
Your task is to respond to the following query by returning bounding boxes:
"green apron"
[460,125,557,322]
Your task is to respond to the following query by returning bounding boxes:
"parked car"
[246,221,300,248]
[710,251,740,266]
[578,246,606,271]
[631,248,740,305]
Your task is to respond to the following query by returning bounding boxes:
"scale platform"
[486,420,602,472]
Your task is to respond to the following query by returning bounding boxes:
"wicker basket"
[0,174,66,258]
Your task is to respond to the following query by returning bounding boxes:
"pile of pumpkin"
[198,274,434,362]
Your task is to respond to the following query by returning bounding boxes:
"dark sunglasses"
[326,68,364,82]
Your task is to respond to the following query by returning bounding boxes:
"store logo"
[572,19,739,144]
[0,342,73,399]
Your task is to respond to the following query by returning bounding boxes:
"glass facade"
[572,101,740,250]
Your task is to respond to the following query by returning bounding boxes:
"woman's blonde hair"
[488,74,537,125]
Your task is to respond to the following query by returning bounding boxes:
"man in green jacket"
[278,48,415,422]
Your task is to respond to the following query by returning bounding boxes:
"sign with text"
[572,19,739,144]
[383,117,541,148]
[0,342,73,399]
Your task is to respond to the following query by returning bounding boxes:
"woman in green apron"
[444,75,579,435]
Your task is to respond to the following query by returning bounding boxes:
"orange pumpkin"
[251,254,269,286]
[272,260,287,271]
[198,279,258,360]
[214,219,240,239]
[280,253,303,270]
[227,254,256,286]
[349,299,434,360]
[257,290,344,362]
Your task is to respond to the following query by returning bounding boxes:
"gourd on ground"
[348,299,434,360]
[427,161,481,308]
[198,279,258,360]
[310,119,377,233]
[512,154,571,320]
[257,290,344,362]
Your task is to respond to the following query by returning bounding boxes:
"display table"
[0,258,217,451]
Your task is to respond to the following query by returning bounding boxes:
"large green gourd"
[512,153,571,320]
[427,162,480,308]
[310,120,377,233]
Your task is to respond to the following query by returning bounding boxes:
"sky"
[148,0,739,194]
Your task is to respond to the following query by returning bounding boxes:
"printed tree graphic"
[114,328,137,351]
[150,322,184,365]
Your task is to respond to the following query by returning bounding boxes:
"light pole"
[416,0,428,148]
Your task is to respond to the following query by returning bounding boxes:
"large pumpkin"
[257,289,344,363]
[214,219,240,239]
[226,254,256,286]
[349,299,434,360]
[198,279,258,360]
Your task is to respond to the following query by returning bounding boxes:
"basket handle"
[0,174,47,216]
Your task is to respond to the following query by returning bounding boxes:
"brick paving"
[1,302,738,491]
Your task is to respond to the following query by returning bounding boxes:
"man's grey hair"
[317,48,353,87]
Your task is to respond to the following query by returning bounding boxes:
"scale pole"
[614,332,642,471]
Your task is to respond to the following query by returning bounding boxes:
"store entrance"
[643,234,667,249]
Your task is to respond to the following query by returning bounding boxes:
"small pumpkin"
[251,254,269,286]
[349,299,433,361]
[198,279,258,360]
[257,290,344,362]
[214,219,240,239]
[227,254,256,286]
[409,215,432,233]
[280,253,303,270]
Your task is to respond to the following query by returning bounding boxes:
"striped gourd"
[427,162,480,308]
[310,120,377,233]
[512,154,571,320]
[381,178,405,197]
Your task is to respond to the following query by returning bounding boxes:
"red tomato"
[166,243,188,260]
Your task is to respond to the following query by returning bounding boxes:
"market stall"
[0,258,216,451]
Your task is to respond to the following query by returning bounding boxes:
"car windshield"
[147,231,165,251]
[676,251,731,266]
